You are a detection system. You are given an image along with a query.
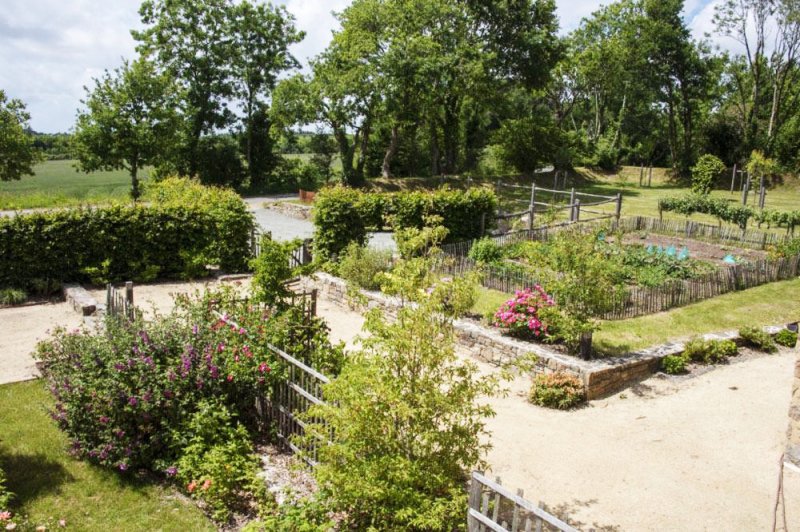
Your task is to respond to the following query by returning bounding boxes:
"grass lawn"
[0,380,213,532]
[0,160,139,210]
[594,277,800,354]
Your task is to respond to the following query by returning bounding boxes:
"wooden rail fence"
[468,472,577,532]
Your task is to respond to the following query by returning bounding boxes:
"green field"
[0,380,212,531]
[0,160,139,210]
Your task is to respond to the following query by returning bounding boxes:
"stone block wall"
[306,272,791,400]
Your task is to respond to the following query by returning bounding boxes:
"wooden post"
[615,192,623,221]
[553,171,558,190]
[569,187,576,221]
[479,212,486,236]
[730,163,737,194]
[759,175,766,209]
[574,198,581,222]
[580,330,592,359]
[125,281,133,307]
[647,166,653,187]
[528,184,536,231]
[639,164,644,187]
[741,173,749,205]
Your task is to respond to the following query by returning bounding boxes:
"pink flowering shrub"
[492,286,556,340]
[35,285,342,477]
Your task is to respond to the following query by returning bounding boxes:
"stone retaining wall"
[306,272,787,399]
[265,201,312,220]
[788,357,800,468]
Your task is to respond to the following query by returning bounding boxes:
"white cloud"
[0,0,731,132]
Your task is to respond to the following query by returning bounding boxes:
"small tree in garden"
[690,154,726,195]
[302,231,493,530]
[745,150,780,185]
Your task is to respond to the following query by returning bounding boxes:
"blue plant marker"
[723,254,737,264]
[647,244,654,254]
[656,245,664,255]
[666,245,676,257]
[598,232,605,241]
[677,247,689,260]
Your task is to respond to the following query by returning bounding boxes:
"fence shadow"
[0,450,74,507]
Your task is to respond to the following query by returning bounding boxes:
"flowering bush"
[0,466,13,526]
[492,286,556,339]
[35,285,341,475]
[529,373,585,410]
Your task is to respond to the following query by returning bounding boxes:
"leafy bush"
[468,237,505,264]
[739,327,778,353]
[661,355,687,374]
[250,236,301,308]
[492,286,556,340]
[775,328,798,348]
[529,373,585,410]
[682,337,738,364]
[0,179,254,291]
[691,154,726,195]
[247,498,335,532]
[173,400,268,522]
[0,465,13,523]
[658,194,753,230]
[312,186,497,261]
[767,237,800,259]
[337,242,393,291]
[312,186,368,261]
[0,288,26,305]
[302,244,497,531]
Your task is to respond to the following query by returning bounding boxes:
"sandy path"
[310,295,798,530]
[0,302,82,384]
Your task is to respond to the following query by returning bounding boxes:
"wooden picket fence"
[106,281,139,321]
[622,216,790,249]
[468,472,577,532]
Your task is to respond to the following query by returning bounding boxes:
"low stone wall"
[788,357,800,468]
[306,272,788,400]
[265,201,312,220]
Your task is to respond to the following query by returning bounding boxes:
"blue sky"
[0,0,722,133]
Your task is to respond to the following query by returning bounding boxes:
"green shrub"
[529,372,585,410]
[691,154,726,195]
[661,355,688,374]
[312,186,368,261]
[468,238,505,264]
[682,337,738,363]
[247,498,334,532]
[337,242,392,291]
[0,179,254,291]
[775,328,798,348]
[0,465,13,521]
[0,288,26,305]
[173,399,268,523]
[250,236,301,308]
[312,186,497,262]
[739,327,778,353]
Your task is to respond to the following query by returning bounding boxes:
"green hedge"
[312,186,497,260]
[0,179,254,291]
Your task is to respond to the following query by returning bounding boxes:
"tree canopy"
[0,90,40,182]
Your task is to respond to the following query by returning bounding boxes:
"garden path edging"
[306,272,790,399]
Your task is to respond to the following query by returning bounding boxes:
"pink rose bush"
[492,286,556,340]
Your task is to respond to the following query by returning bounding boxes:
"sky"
[0,0,729,133]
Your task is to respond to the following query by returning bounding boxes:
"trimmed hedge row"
[658,194,752,229]
[312,186,498,260]
[0,181,254,291]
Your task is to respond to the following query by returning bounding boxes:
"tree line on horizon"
[1,0,799,195]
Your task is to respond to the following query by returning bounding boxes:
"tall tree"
[133,0,236,177]
[229,1,303,185]
[73,58,181,200]
[0,90,40,181]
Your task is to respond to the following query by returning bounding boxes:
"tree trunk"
[429,118,440,176]
[333,126,356,186]
[381,124,400,178]
[130,162,140,202]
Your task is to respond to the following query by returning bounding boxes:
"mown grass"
[594,277,800,354]
[0,380,213,531]
[0,160,140,210]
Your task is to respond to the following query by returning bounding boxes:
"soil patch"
[620,232,767,265]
